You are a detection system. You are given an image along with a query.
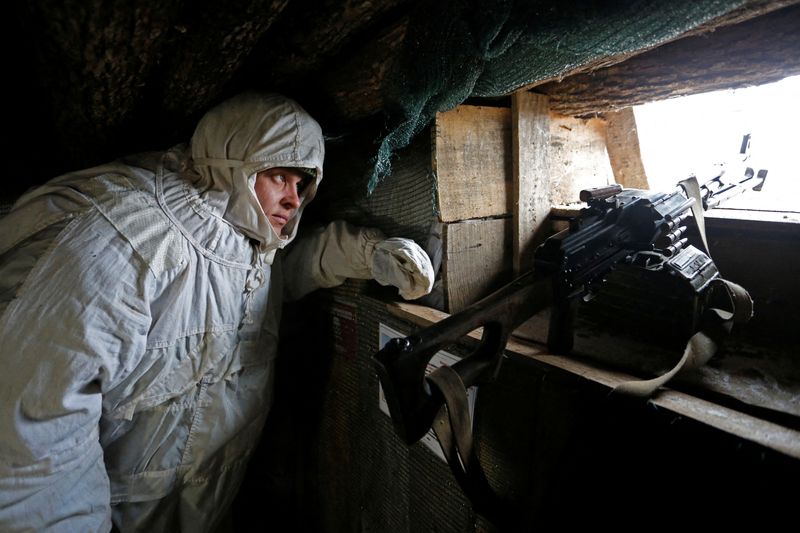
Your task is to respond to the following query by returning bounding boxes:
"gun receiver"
[538,186,703,353]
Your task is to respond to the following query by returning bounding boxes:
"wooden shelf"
[386,301,800,460]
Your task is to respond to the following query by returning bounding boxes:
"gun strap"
[427,366,520,530]
[613,278,752,397]
[679,176,710,254]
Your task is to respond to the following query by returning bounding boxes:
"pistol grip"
[547,295,578,354]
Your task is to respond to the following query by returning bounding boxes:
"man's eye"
[272,174,286,184]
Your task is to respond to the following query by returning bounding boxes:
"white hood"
[190,92,324,251]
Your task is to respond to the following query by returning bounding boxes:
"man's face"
[254,167,310,234]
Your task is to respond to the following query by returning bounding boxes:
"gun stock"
[373,270,552,444]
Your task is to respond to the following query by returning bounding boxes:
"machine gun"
[372,136,764,526]
[374,145,765,445]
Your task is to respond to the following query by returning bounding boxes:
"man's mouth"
[270,213,290,227]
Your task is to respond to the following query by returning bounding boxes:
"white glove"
[371,238,435,300]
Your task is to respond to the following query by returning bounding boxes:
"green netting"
[368,0,746,192]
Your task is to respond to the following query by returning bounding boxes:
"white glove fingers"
[371,238,435,300]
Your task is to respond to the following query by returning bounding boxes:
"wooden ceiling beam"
[537,3,800,116]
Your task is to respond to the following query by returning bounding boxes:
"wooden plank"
[512,91,552,275]
[605,107,649,189]
[433,105,511,222]
[385,301,800,459]
[442,218,511,313]
[548,113,616,205]
[539,4,800,116]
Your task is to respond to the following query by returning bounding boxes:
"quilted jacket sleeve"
[281,219,434,302]
[281,220,385,302]
[0,193,150,532]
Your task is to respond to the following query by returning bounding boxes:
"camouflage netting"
[369,0,746,192]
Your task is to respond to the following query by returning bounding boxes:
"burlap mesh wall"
[263,282,800,531]
[314,285,474,532]
[300,282,599,532]
[319,130,440,246]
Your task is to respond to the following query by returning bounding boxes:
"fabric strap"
[427,366,522,530]
[613,277,752,396]
[679,176,710,254]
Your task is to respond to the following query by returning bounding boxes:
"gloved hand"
[371,238,435,300]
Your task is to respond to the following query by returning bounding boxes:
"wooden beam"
[512,91,551,276]
[605,108,649,189]
[322,1,798,124]
[539,3,800,116]
[546,113,615,204]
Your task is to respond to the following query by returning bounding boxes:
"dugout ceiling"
[5,0,799,198]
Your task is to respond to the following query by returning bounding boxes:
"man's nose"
[283,186,302,209]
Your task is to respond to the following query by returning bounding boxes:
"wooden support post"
[606,107,649,189]
[512,91,552,276]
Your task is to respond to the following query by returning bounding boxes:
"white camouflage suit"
[0,93,433,532]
